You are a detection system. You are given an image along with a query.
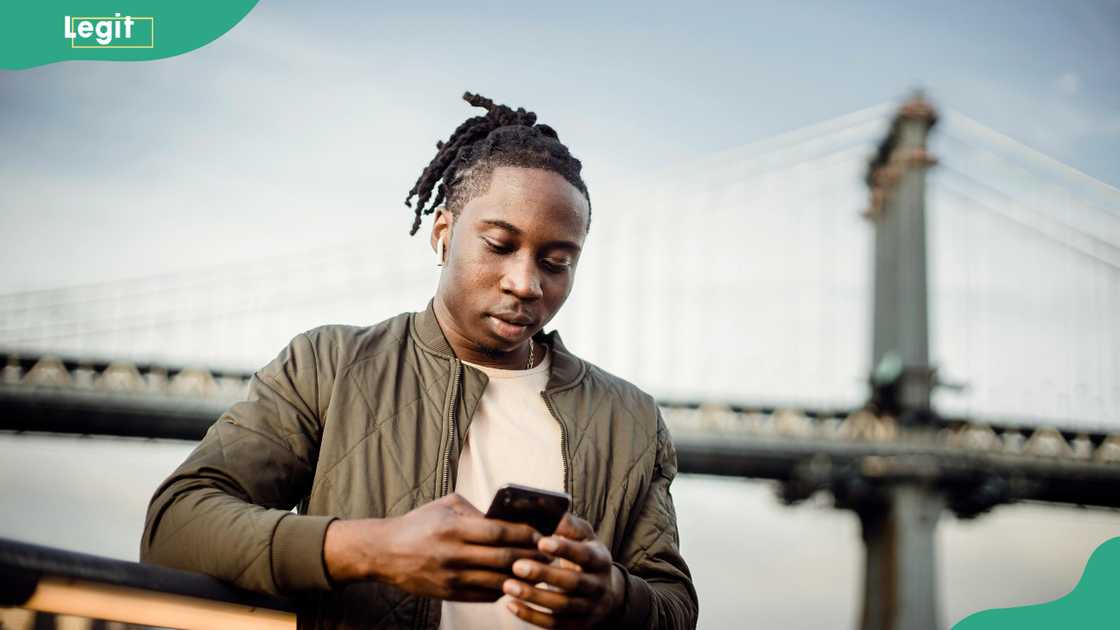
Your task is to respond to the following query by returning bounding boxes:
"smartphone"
[484,483,571,536]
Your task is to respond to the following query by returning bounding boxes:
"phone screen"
[484,483,571,536]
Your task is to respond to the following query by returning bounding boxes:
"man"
[141,92,698,629]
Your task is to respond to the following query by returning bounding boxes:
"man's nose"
[500,256,543,300]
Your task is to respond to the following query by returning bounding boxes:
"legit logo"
[64,14,154,48]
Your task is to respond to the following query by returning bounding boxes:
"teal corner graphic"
[953,536,1120,629]
[1,1,259,69]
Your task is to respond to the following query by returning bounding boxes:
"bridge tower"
[859,94,942,630]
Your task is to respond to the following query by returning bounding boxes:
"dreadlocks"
[403,91,591,236]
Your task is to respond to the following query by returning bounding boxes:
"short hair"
[403,91,591,236]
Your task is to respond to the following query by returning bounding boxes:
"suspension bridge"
[2,95,1118,630]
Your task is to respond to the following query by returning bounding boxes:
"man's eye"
[543,259,572,272]
[484,239,514,254]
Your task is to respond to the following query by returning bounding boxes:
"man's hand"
[501,513,626,628]
[323,493,546,601]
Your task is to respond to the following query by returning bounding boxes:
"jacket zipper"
[540,391,571,496]
[417,360,462,630]
[441,359,462,496]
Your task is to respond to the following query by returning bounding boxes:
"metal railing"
[0,537,294,629]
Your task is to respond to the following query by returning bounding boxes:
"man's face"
[432,165,590,356]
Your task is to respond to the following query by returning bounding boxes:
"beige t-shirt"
[439,345,563,630]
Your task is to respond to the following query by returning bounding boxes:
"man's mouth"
[487,313,535,339]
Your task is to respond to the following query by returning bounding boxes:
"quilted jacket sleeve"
[140,331,337,597]
[607,408,699,629]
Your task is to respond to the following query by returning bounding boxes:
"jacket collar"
[411,297,585,392]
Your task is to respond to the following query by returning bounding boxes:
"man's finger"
[553,513,594,541]
[448,569,515,592]
[458,517,542,547]
[441,493,483,517]
[449,544,548,570]
[503,578,593,615]
[538,536,611,572]
[549,556,582,573]
[510,559,604,596]
[505,598,591,629]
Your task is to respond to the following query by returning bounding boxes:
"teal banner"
[954,537,1120,629]
[1,1,259,69]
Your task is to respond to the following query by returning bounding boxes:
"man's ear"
[430,206,453,254]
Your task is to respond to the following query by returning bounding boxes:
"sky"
[1,2,1118,627]
[1,0,1118,292]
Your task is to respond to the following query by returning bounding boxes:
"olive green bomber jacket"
[140,300,698,629]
